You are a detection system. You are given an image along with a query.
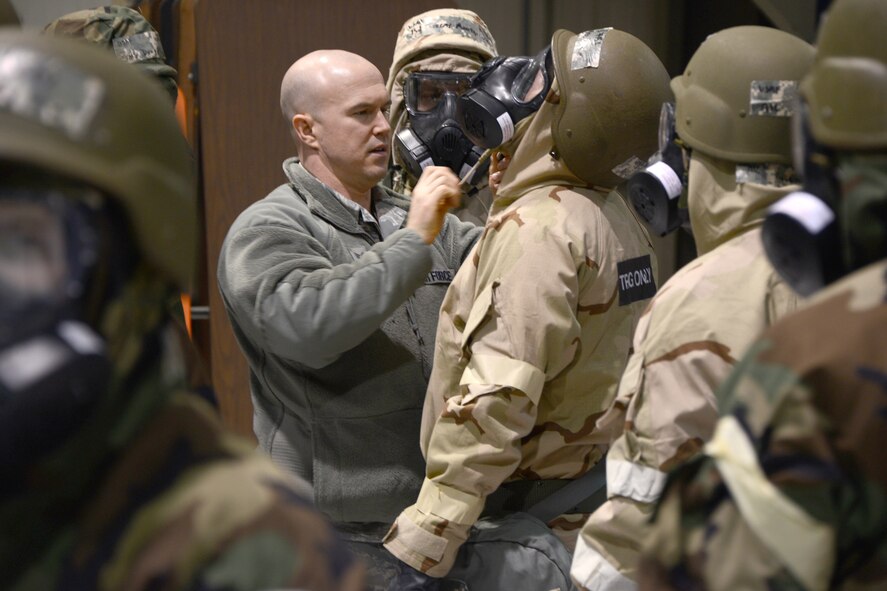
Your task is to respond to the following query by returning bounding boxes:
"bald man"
[217,50,481,588]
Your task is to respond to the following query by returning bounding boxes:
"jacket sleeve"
[571,324,730,589]
[384,216,583,577]
[218,207,433,369]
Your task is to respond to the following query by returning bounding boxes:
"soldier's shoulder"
[769,259,887,345]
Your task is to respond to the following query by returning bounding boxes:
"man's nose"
[374,110,391,135]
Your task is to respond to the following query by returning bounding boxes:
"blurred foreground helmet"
[550,28,673,188]
[762,0,887,295]
[0,30,195,480]
[800,0,887,151]
[0,0,19,27]
[0,30,196,289]
[44,5,178,103]
[628,26,813,236]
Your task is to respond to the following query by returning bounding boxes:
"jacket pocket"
[459,280,498,363]
[312,407,426,524]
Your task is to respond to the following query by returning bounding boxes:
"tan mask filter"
[458,148,493,193]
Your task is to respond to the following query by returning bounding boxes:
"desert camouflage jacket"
[638,258,887,591]
[384,85,657,577]
[571,152,801,590]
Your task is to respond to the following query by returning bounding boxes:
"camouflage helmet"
[0,30,196,289]
[388,8,497,83]
[43,6,178,103]
[550,28,673,188]
[672,26,814,164]
[802,0,887,149]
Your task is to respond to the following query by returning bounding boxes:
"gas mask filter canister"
[626,102,690,236]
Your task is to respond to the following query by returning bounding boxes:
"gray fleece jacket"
[217,158,481,525]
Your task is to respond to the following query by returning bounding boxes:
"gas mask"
[457,46,554,150]
[394,71,489,186]
[760,103,844,296]
[0,187,110,481]
[763,128,887,295]
[626,102,690,236]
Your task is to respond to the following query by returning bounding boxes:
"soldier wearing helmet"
[638,0,887,589]
[386,9,497,226]
[570,26,814,590]
[43,5,179,103]
[382,28,669,586]
[0,31,362,590]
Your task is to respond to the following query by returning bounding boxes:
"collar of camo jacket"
[688,150,799,255]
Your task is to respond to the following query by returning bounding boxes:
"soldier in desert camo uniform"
[385,8,497,226]
[638,0,887,589]
[570,26,814,590]
[383,26,671,584]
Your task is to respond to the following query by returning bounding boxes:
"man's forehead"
[336,79,389,108]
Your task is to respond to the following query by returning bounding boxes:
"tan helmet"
[672,26,814,164]
[388,8,497,84]
[551,28,673,188]
[0,30,196,289]
[802,0,887,149]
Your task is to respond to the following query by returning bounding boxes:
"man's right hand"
[406,166,462,244]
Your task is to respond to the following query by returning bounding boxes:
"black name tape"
[617,255,656,306]
[426,269,455,285]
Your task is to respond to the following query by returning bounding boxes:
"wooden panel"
[197,0,454,439]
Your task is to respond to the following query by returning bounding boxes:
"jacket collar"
[282,157,411,234]
[688,151,798,255]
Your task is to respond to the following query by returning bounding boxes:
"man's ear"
[292,113,318,148]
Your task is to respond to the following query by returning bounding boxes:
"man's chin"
[365,163,389,186]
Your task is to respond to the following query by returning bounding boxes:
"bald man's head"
[280,49,383,126]
[280,49,392,200]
